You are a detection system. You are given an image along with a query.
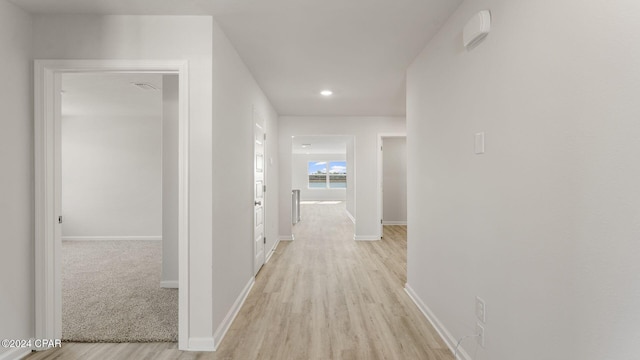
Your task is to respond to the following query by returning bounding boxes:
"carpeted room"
[60,72,179,343]
[62,240,178,342]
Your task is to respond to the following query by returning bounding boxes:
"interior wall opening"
[379,135,407,281]
[59,72,179,343]
[290,135,355,236]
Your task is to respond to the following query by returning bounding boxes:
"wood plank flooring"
[25,202,452,360]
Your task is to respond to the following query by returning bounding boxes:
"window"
[328,161,346,188]
[308,161,347,189]
[308,161,327,188]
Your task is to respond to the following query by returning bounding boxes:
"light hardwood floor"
[25,202,452,360]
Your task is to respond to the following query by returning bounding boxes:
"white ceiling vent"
[132,82,159,91]
[463,10,491,50]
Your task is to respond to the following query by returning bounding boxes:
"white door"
[253,116,266,275]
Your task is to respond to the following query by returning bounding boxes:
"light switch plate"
[475,132,485,154]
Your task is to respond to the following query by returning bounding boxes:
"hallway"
[27,202,452,360]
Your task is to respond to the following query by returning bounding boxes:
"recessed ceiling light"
[320,90,333,96]
[301,144,312,148]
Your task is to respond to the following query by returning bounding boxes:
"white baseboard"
[279,234,295,241]
[354,235,381,241]
[345,210,356,224]
[382,220,407,225]
[213,277,255,350]
[188,337,215,351]
[160,280,179,288]
[265,238,281,264]
[404,284,472,360]
[0,347,31,360]
[62,236,162,241]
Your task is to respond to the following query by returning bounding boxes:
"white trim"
[34,61,59,343]
[187,337,215,352]
[160,280,179,288]
[62,236,162,241]
[0,348,31,360]
[265,237,281,264]
[279,234,295,241]
[345,209,356,224]
[382,221,407,226]
[377,133,407,240]
[405,284,472,360]
[354,235,381,241]
[213,277,256,350]
[34,59,191,351]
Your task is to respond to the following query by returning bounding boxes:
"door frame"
[34,59,190,349]
[377,133,407,237]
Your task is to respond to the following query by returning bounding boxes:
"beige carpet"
[62,240,178,342]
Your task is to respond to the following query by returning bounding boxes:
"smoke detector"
[464,10,491,50]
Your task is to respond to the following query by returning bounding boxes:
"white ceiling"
[62,73,165,117]
[12,0,462,116]
[292,135,351,155]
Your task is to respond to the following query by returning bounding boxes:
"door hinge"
[381,146,383,151]
[58,216,63,224]
[263,237,266,244]
[264,133,267,141]
[263,184,267,192]
[380,219,383,224]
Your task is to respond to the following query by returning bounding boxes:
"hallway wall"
[211,20,279,346]
[406,1,640,359]
[346,137,356,219]
[33,14,216,347]
[0,1,33,359]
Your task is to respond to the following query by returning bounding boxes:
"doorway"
[378,135,407,284]
[290,135,354,235]
[34,60,189,349]
[59,72,178,342]
[378,135,407,236]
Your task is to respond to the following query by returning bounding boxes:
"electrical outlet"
[475,296,486,323]
[476,322,485,348]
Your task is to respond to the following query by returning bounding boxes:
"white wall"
[346,137,356,220]
[34,14,215,346]
[406,1,640,359]
[162,74,179,286]
[382,137,406,224]
[292,153,346,201]
[61,78,162,239]
[0,1,33,359]
[211,20,279,345]
[279,117,405,240]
